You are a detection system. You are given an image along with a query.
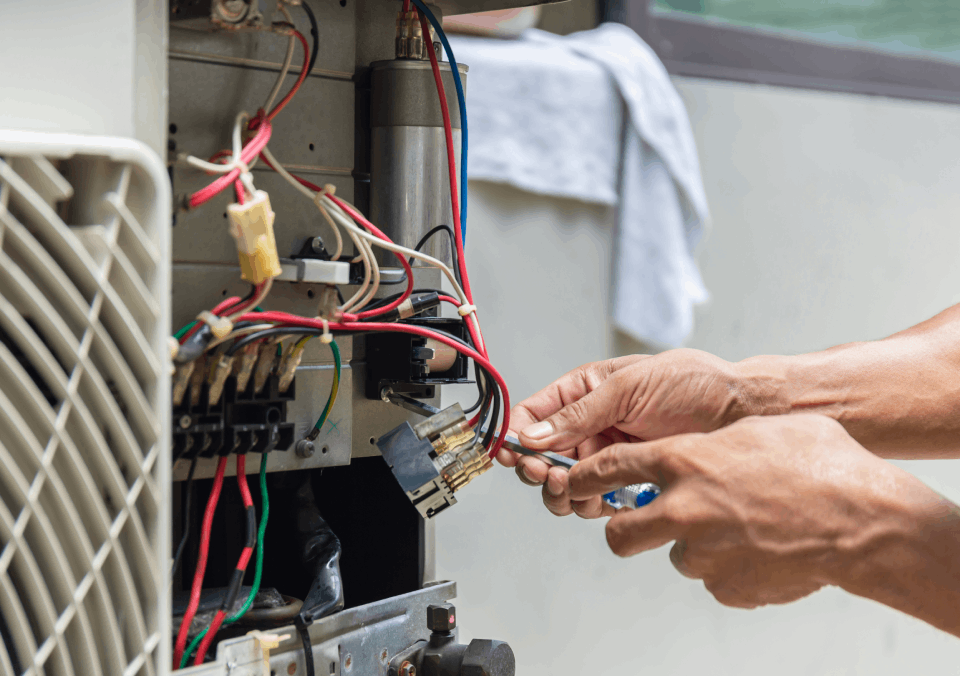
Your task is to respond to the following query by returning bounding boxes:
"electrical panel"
[0,0,565,673]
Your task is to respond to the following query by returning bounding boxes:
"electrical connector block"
[253,339,281,394]
[277,341,306,393]
[377,404,493,519]
[233,342,260,393]
[207,353,235,406]
[227,190,283,283]
[172,361,196,407]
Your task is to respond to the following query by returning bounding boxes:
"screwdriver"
[486,427,661,510]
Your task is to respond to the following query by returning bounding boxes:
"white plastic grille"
[0,132,170,676]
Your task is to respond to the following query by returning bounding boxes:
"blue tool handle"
[602,483,661,510]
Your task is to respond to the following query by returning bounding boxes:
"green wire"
[180,453,270,669]
[312,339,341,433]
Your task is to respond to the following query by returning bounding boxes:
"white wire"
[180,111,257,197]
[322,196,469,305]
[264,5,296,114]
[259,146,474,322]
[339,227,373,313]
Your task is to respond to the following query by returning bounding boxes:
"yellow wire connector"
[227,190,283,283]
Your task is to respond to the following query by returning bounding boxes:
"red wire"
[265,30,310,122]
[326,195,415,320]
[193,610,226,666]
[236,313,510,457]
[417,11,474,308]
[234,179,245,205]
[173,456,229,668]
[439,294,460,307]
[189,120,272,209]
[235,454,253,508]
[193,456,256,665]
[177,294,248,344]
[402,0,410,11]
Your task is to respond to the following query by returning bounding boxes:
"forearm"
[737,304,960,458]
[836,489,960,638]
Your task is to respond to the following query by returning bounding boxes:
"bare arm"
[739,303,960,458]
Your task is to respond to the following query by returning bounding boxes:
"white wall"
[438,79,960,675]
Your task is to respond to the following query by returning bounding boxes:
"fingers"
[518,376,628,452]
[568,438,683,501]
[604,496,686,557]
[669,539,700,579]
[539,468,617,518]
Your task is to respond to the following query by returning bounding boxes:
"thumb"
[518,376,627,451]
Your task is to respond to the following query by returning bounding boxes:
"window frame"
[604,1,960,106]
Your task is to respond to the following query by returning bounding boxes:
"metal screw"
[400,661,416,676]
[179,415,192,429]
[296,439,315,458]
[311,236,325,255]
[287,662,297,675]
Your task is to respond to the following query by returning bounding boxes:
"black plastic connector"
[172,369,295,460]
[364,317,472,400]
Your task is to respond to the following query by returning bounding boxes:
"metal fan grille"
[0,132,170,676]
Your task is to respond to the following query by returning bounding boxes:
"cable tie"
[196,311,234,339]
[457,303,477,317]
[319,318,333,344]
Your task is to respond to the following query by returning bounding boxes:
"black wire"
[464,361,486,415]
[358,288,446,314]
[409,224,462,286]
[296,619,316,676]
[472,370,493,446]
[300,1,319,74]
[171,455,199,581]
[226,327,323,356]
[481,378,500,451]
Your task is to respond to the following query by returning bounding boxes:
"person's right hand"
[501,349,754,518]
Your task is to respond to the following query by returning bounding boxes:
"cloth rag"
[451,23,710,346]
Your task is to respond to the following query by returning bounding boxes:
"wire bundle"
[171,4,508,669]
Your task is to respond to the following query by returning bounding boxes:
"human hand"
[567,414,944,609]
[501,350,748,518]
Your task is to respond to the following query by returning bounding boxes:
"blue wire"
[409,0,468,245]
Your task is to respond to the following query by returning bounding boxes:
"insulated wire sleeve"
[297,620,316,676]
[409,0,468,244]
[180,453,270,669]
[312,339,341,434]
[192,455,257,665]
[171,456,199,581]
[301,1,320,74]
[173,456,228,668]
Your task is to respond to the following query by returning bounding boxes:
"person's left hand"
[567,414,943,608]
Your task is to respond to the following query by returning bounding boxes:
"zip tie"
[319,318,333,344]
[196,310,234,339]
[458,304,477,317]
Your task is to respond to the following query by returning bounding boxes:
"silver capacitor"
[369,59,467,266]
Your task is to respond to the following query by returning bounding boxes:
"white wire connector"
[457,304,477,317]
[196,311,234,339]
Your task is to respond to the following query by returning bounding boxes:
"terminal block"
[377,404,493,519]
[172,349,295,460]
